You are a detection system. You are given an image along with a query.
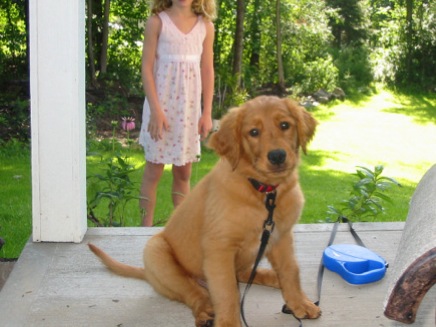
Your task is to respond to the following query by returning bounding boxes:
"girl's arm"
[198,20,215,140]
[142,15,168,141]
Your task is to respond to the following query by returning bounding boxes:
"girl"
[139,0,216,226]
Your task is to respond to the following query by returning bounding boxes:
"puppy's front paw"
[196,317,214,327]
[195,311,215,327]
[197,319,214,327]
[283,300,321,319]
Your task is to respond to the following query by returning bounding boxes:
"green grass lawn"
[0,142,32,258]
[1,88,435,258]
[302,89,436,223]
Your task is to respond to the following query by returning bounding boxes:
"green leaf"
[356,166,374,178]
[355,177,373,188]
[374,165,384,177]
[378,176,402,187]
[373,191,393,203]
[327,205,342,216]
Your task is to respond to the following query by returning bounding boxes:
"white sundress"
[139,11,206,166]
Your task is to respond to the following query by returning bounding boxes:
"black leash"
[240,191,276,327]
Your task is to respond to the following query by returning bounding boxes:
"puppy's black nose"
[268,149,287,165]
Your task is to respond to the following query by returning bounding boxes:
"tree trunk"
[100,0,110,74]
[405,0,413,81]
[276,0,285,94]
[87,0,97,87]
[25,0,30,80]
[233,0,245,88]
[249,0,261,70]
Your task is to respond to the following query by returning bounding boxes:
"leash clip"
[265,190,277,208]
[264,191,277,232]
[263,219,275,233]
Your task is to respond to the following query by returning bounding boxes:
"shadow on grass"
[382,92,436,125]
[306,87,378,122]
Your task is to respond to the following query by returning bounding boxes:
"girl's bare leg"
[140,162,165,226]
[171,163,192,208]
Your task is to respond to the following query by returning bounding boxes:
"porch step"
[0,225,434,326]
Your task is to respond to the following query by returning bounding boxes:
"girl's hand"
[198,114,213,141]
[148,109,169,141]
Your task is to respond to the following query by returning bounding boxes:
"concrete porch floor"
[0,223,434,327]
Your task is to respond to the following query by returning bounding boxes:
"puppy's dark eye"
[280,122,290,130]
[249,128,260,137]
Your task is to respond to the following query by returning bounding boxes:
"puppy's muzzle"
[268,149,287,165]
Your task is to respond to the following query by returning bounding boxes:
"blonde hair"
[151,0,217,21]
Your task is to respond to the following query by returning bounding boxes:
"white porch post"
[30,0,87,242]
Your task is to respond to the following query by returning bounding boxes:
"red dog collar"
[248,178,278,193]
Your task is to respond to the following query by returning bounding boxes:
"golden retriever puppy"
[89,95,321,327]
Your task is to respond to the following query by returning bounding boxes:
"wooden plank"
[0,225,434,326]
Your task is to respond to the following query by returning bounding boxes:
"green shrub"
[327,165,401,222]
[332,45,374,92]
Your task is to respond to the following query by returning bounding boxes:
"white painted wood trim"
[30,0,87,242]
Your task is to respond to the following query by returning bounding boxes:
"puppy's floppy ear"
[283,98,317,154]
[207,106,243,169]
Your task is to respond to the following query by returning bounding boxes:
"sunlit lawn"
[1,88,435,258]
[301,89,436,222]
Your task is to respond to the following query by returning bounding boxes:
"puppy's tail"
[88,243,147,281]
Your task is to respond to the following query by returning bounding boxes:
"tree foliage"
[0,0,435,141]
[86,0,149,95]
[0,0,28,82]
[370,0,436,89]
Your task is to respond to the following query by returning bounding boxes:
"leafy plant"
[327,165,401,222]
[87,118,140,227]
[213,75,249,119]
[0,138,29,158]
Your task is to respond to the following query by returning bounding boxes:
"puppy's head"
[208,96,316,182]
